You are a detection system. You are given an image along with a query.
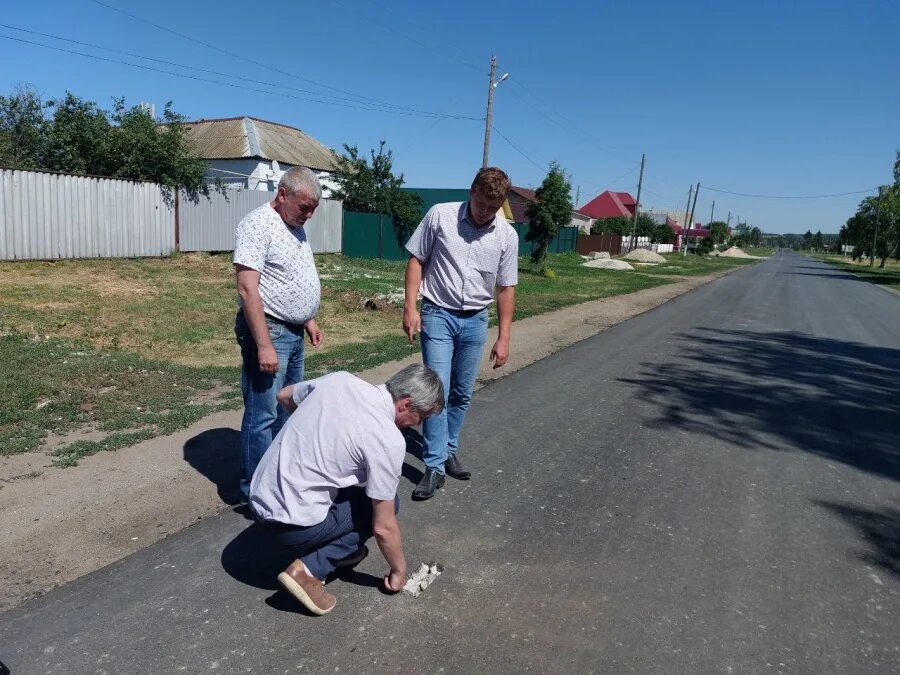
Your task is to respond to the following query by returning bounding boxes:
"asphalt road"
[2,253,898,674]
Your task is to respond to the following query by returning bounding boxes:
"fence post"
[174,189,180,252]
[377,214,383,259]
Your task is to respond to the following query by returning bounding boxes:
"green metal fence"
[343,210,579,261]
[342,211,409,260]
[511,224,579,256]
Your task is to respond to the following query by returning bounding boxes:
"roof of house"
[579,191,636,219]
[180,116,340,172]
[507,185,537,223]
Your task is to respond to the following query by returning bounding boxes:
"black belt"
[264,312,304,329]
[422,299,486,318]
[239,308,304,329]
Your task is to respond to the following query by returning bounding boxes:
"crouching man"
[249,364,444,615]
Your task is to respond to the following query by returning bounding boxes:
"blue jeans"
[420,300,489,473]
[235,311,305,500]
[266,487,399,580]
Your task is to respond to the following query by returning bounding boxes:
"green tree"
[801,230,813,249]
[0,84,47,168]
[652,219,675,244]
[0,86,213,201]
[708,221,729,245]
[526,162,573,265]
[105,99,212,201]
[590,216,631,235]
[696,236,714,256]
[331,141,423,243]
[812,230,824,250]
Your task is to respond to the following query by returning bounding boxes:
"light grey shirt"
[233,203,321,325]
[405,202,519,311]
[249,372,405,527]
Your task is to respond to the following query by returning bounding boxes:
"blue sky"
[2,0,897,233]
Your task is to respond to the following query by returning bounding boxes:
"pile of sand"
[623,249,666,263]
[583,259,634,270]
[588,251,611,260]
[720,246,751,258]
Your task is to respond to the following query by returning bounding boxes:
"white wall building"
[180,116,341,195]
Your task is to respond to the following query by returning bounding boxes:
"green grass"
[817,255,900,290]
[0,332,239,465]
[0,250,757,465]
[744,247,774,257]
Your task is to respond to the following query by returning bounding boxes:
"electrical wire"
[0,33,482,121]
[703,185,878,199]
[491,126,548,172]
[0,22,472,117]
[87,0,406,109]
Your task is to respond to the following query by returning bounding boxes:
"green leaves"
[526,162,573,265]
[330,141,424,245]
[0,87,211,201]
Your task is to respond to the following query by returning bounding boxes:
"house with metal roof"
[180,116,341,193]
[508,185,593,232]
[578,190,636,220]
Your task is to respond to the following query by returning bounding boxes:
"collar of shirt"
[461,201,498,232]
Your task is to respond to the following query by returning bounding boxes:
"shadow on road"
[621,328,900,482]
[221,522,388,615]
[183,427,242,506]
[816,500,900,579]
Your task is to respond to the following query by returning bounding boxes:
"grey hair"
[385,364,445,415]
[278,166,322,201]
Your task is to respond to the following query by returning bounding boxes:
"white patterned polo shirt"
[405,202,519,311]
[233,202,321,325]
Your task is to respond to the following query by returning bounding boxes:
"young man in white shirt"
[402,167,518,500]
[250,364,444,615]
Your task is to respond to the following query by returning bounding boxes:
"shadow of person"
[222,522,394,615]
[183,427,242,505]
[401,427,425,484]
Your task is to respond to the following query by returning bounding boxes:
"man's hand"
[403,307,421,343]
[276,385,297,413]
[490,337,510,369]
[257,344,279,374]
[384,568,406,593]
[305,319,323,348]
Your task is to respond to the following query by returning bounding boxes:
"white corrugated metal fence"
[1,169,175,260]
[179,188,343,254]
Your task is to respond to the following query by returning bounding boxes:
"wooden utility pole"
[681,185,693,255]
[709,200,715,224]
[726,211,732,227]
[482,55,497,168]
[870,186,884,267]
[684,182,700,255]
[629,153,646,252]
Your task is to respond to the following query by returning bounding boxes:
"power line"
[0,33,482,121]
[491,126,547,172]
[87,0,446,111]
[703,185,878,199]
[347,0,484,74]
[0,22,473,117]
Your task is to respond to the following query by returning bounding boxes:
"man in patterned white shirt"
[233,166,324,502]
[402,167,519,500]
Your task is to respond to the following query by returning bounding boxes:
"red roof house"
[579,191,636,219]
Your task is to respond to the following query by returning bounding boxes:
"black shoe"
[334,544,369,569]
[412,468,445,500]
[444,453,471,480]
